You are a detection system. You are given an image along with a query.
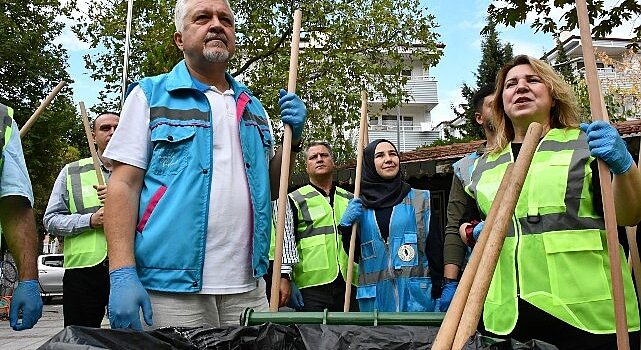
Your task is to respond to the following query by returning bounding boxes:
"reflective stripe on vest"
[358,189,431,286]
[453,151,480,189]
[0,104,14,176]
[64,158,107,268]
[468,128,639,335]
[289,185,357,289]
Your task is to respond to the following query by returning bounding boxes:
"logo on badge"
[398,244,415,262]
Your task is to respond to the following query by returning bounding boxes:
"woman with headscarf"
[465,55,641,349]
[339,139,444,312]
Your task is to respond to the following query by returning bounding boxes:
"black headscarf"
[360,139,411,209]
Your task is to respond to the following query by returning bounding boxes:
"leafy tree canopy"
[0,1,86,236]
[485,0,641,49]
[451,21,512,140]
[72,0,443,164]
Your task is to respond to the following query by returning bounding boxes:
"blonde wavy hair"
[490,55,580,153]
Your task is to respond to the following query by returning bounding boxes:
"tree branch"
[232,26,292,77]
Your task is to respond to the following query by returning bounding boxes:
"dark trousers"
[300,274,359,312]
[480,299,640,350]
[63,261,110,327]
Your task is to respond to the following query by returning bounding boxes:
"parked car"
[38,254,64,303]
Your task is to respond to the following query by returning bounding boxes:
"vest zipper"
[384,207,400,310]
[514,214,520,298]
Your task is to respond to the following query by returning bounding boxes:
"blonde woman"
[465,55,641,349]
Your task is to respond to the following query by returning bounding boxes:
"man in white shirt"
[103,0,307,330]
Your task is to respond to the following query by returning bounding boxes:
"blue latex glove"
[580,121,633,174]
[339,198,364,227]
[288,282,304,310]
[473,220,485,241]
[439,281,459,312]
[108,266,153,330]
[9,280,43,331]
[278,89,307,141]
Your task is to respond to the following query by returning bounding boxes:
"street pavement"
[0,299,109,350]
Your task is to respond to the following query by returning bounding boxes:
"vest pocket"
[407,277,436,311]
[543,230,611,305]
[392,233,418,268]
[299,236,329,272]
[137,185,167,233]
[356,284,377,311]
[361,240,376,261]
[149,125,196,176]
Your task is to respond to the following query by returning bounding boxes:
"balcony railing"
[369,124,425,132]
[578,67,636,90]
[371,75,438,105]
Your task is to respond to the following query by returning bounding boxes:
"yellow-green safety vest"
[289,185,358,289]
[0,104,14,181]
[64,157,107,268]
[0,104,14,246]
[465,128,639,335]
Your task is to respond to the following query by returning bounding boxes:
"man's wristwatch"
[443,277,458,285]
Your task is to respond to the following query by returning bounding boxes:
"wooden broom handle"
[431,164,514,349]
[452,122,543,349]
[575,1,629,348]
[79,102,105,186]
[343,91,368,311]
[269,9,303,312]
[20,81,67,138]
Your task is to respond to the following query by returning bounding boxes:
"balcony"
[367,125,441,152]
[370,76,438,106]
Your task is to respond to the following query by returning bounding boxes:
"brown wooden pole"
[431,164,514,350]
[626,140,641,314]
[575,1,630,348]
[343,91,368,311]
[269,9,303,312]
[19,81,67,138]
[452,122,543,349]
[79,102,105,186]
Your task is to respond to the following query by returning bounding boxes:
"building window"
[369,116,379,125]
[382,115,413,126]
[402,69,412,77]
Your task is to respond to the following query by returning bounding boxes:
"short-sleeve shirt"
[1,120,34,206]
[104,84,256,294]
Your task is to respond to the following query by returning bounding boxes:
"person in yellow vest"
[43,112,119,327]
[288,140,358,311]
[465,55,641,349]
[0,103,42,331]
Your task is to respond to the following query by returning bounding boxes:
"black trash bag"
[482,338,559,350]
[37,326,194,350]
[38,323,558,350]
[157,323,305,350]
[297,324,442,350]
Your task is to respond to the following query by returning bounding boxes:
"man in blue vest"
[103,0,307,330]
[44,112,119,327]
[0,103,42,331]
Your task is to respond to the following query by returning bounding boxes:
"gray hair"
[175,0,233,32]
[304,140,334,159]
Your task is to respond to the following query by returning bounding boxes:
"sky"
[424,0,555,125]
[54,0,638,124]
